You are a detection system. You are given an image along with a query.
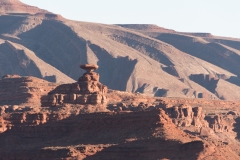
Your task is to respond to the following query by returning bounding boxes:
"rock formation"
[165,104,208,128]
[0,107,238,159]
[41,64,108,106]
[1,1,240,100]
[205,114,235,133]
[0,79,240,159]
[0,75,58,105]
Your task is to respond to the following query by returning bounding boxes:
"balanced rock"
[80,64,99,72]
[41,64,107,106]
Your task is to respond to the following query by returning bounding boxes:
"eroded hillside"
[1,0,240,100]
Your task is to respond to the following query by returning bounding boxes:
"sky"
[20,0,240,38]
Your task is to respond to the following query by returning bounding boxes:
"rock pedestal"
[41,64,107,106]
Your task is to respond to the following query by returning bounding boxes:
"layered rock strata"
[205,114,235,133]
[0,108,238,159]
[41,64,107,106]
[0,75,58,105]
[0,109,208,159]
[165,104,208,128]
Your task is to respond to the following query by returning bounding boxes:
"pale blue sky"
[20,0,240,38]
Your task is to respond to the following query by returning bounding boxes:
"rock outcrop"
[0,108,238,159]
[0,109,212,159]
[205,114,235,133]
[41,64,108,106]
[0,81,240,159]
[165,104,208,128]
[0,75,58,105]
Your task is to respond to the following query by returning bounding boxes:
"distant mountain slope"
[116,24,176,33]
[1,0,240,100]
[0,0,48,14]
[0,39,75,83]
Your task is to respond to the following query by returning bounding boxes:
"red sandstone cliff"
[0,75,58,105]
[1,108,238,159]
[0,76,240,159]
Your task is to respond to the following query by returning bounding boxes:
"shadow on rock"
[0,110,160,159]
[233,117,240,140]
[85,139,203,160]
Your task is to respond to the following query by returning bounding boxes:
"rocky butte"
[41,64,108,106]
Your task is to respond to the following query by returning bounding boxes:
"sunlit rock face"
[41,64,108,106]
[0,0,48,14]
